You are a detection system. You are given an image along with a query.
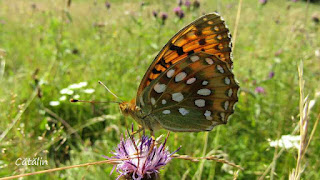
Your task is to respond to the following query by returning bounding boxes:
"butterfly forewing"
[137,13,233,96]
[137,52,239,132]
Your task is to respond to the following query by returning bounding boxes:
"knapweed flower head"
[173,7,185,19]
[107,131,179,180]
[185,0,191,8]
[152,10,158,18]
[160,12,168,24]
[268,71,275,79]
[259,0,267,5]
[105,1,111,9]
[255,86,265,94]
[173,6,182,15]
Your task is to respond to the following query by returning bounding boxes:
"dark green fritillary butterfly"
[119,13,239,132]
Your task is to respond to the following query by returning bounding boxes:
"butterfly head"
[119,99,138,117]
[119,102,131,116]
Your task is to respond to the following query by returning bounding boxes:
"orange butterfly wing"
[137,13,233,96]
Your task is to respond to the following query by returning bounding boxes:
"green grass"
[0,0,319,179]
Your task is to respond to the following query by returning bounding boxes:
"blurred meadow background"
[0,0,320,179]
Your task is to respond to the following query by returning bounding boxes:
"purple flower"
[259,0,267,5]
[255,86,265,94]
[105,1,111,9]
[185,0,191,7]
[152,10,158,18]
[173,6,182,15]
[107,131,178,180]
[268,72,275,79]
[160,12,168,24]
[173,7,185,19]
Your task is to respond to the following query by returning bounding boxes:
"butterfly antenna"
[70,99,120,104]
[98,81,124,102]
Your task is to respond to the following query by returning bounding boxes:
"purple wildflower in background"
[152,10,158,18]
[268,72,275,79]
[173,6,182,15]
[292,0,298,2]
[185,0,191,7]
[255,86,266,94]
[105,1,111,9]
[107,132,178,180]
[160,12,168,24]
[178,10,185,19]
[259,0,267,5]
[173,7,185,19]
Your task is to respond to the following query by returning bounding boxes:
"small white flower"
[60,88,74,95]
[82,88,95,94]
[269,135,300,149]
[49,101,60,106]
[68,84,82,89]
[73,94,80,99]
[68,82,88,89]
[79,82,88,87]
[59,96,67,101]
[315,49,320,58]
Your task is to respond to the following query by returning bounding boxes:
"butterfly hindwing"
[137,13,233,96]
[137,52,239,132]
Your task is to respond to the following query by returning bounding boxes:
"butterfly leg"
[147,130,156,155]
[130,125,144,136]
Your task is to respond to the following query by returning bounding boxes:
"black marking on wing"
[169,44,184,56]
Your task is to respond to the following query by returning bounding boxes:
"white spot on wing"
[172,92,184,102]
[228,88,233,97]
[220,112,225,120]
[154,83,166,93]
[224,101,229,110]
[205,58,213,65]
[175,72,187,82]
[190,55,200,62]
[162,99,167,105]
[162,110,171,114]
[187,77,196,84]
[216,65,224,73]
[197,89,211,96]
[204,110,212,120]
[167,69,175,78]
[151,97,156,105]
[179,108,189,116]
[202,81,208,85]
[195,99,205,107]
[224,77,231,85]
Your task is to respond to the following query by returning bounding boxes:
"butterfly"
[119,13,239,133]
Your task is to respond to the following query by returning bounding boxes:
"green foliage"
[0,0,319,179]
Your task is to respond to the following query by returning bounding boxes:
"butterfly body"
[119,100,162,131]
[119,13,239,132]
